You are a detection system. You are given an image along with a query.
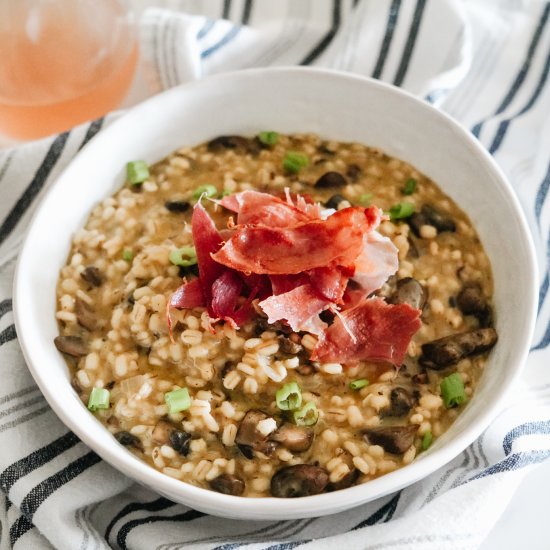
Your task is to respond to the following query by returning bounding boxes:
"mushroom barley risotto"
[55,132,497,498]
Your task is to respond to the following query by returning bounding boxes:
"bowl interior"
[14,68,538,519]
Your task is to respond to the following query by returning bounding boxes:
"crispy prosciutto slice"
[307,266,352,303]
[169,278,204,309]
[192,202,226,299]
[220,190,318,227]
[269,274,310,295]
[169,191,406,352]
[210,271,256,327]
[311,298,422,365]
[352,231,399,295]
[284,189,322,220]
[259,284,331,335]
[212,207,371,275]
[170,202,255,328]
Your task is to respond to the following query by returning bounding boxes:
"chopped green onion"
[258,131,279,146]
[126,160,149,185]
[422,430,433,450]
[402,178,417,195]
[192,184,217,199]
[293,401,319,426]
[349,378,369,390]
[389,202,415,220]
[169,246,197,267]
[87,387,110,411]
[122,249,134,262]
[220,190,232,198]
[358,193,373,206]
[283,151,309,174]
[164,387,191,414]
[275,381,302,411]
[440,373,467,408]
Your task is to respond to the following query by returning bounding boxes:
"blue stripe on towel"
[200,26,241,59]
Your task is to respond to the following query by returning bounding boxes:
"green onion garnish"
[258,131,279,146]
[402,178,417,195]
[422,430,433,450]
[87,387,110,411]
[164,387,191,414]
[293,401,319,426]
[358,193,373,206]
[122,249,134,262]
[169,246,198,267]
[349,378,369,390]
[440,373,467,408]
[283,152,309,174]
[192,184,218,199]
[275,381,302,411]
[389,202,415,220]
[126,160,149,185]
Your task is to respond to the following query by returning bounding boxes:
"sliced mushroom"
[327,468,360,492]
[346,164,362,182]
[421,205,456,232]
[324,194,346,210]
[375,274,398,299]
[408,212,427,238]
[207,135,258,154]
[388,278,428,310]
[363,425,418,454]
[80,266,103,287]
[457,284,492,327]
[255,441,279,458]
[419,328,498,369]
[383,387,416,417]
[114,431,143,451]
[165,200,190,213]
[54,335,87,357]
[152,419,176,444]
[456,284,485,315]
[314,171,347,189]
[75,298,97,331]
[237,444,254,459]
[235,409,276,457]
[476,308,492,329]
[152,419,191,456]
[270,465,329,498]
[169,430,192,456]
[209,474,245,496]
[278,335,303,355]
[408,205,456,237]
[269,424,314,452]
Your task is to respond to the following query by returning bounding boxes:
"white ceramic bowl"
[14,67,538,519]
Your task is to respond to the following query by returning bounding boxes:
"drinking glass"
[0,0,137,140]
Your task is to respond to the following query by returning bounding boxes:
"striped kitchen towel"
[1,0,550,548]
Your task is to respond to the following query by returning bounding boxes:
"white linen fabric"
[1,0,549,548]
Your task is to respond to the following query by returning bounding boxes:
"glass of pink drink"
[0,0,137,140]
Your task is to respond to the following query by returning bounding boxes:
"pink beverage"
[0,0,137,140]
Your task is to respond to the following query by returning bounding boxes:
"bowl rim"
[13,66,539,518]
